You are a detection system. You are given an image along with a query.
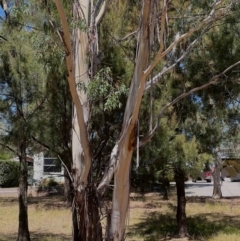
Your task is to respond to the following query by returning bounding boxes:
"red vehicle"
[192,170,212,182]
[203,171,212,182]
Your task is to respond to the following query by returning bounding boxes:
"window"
[43,158,61,173]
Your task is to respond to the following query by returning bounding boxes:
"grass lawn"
[0,195,72,241]
[127,193,240,241]
[1,192,240,241]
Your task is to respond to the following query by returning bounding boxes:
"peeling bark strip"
[54,0,92,191]
[107,1,152,240]
[97,144,119,194]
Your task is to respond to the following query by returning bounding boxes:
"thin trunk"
[162,177,170,200]
[64,170,72,205]
[212,152,222,199]
[76,187,102,241]
[72,205,80,241]
[17,143,31,241]
[89,186,102,241]
[174,168,188,238]
[149,79,153,131]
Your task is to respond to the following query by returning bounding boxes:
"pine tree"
[0,3,47,240]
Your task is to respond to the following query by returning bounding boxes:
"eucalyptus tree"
[136,0,240,234]
[50,0,240,240]
[5,0,238,240]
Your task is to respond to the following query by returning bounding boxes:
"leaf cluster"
[0,160,19,187]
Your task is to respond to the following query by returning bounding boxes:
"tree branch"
[58,155,73,183]
[0,142,18,156]
[54,0,92,188]
[31,135,51,150]
[97,144,119,194]
[144,0,235,77]
[140,60,240,146]
[0,35,7,41]
[144,28,207,91]
[95,0,109,26]
[120,30,137,42]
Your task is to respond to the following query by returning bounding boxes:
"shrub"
[38,177,59,191]
[47,178,59,187]
[0,160,19,187]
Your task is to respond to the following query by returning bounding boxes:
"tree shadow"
[0,197,18,206]
[186,196,240,204]
[127,210,240,241]
[31,232,71,240]
[28,194,70,210]
[0,194,69,210]
[0,232,71,241]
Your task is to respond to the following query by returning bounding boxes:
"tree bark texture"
[53,1,237,240]
[17,143,31,241]
[64,170,73,205]
[212,152,222,199]
[72,205,80,241]
[72,0,91,191]
[72,2,103,240]
[174,168,188,238]
[162,178,170,200]
[106,1,152,239]
[75,187,102,241]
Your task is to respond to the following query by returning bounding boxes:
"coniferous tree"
[0,23,46,241]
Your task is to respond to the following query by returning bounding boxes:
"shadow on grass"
[0,197,18,206]
[31,231,71,241]
[0,232,71,241]
[0,194,69,210]
[127,211,240,241]
[28,194,69,210]
[187,196,240,204]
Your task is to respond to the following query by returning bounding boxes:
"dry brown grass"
[0,195,72,241]
[1,192,240,241]
[127,193,240,241]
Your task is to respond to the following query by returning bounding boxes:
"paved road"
[0,187,18,193]
[0,187,18,197]
[1,181,240,198]
[184,179,240,197]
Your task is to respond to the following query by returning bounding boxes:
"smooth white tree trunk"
[107,1,151,239]
[72,0,91,193]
